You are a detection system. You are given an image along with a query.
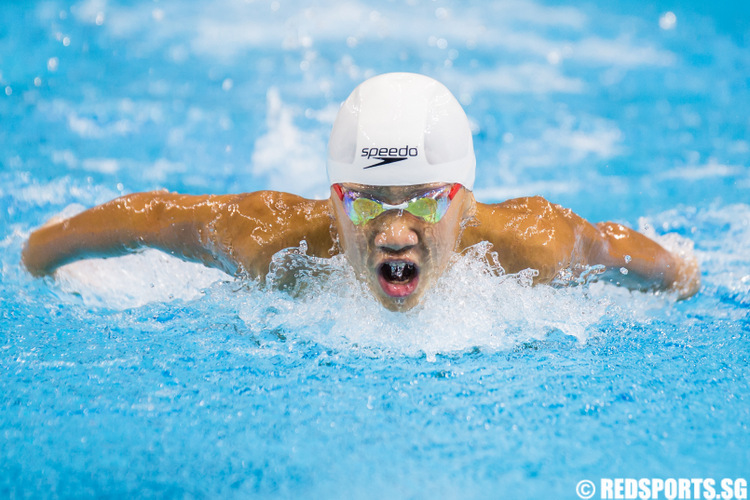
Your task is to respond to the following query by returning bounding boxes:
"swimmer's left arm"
[468,197,700,299]
[579,220,700,299]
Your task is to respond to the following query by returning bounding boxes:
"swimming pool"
[2,0,749,498]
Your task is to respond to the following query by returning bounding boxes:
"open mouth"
[377,260,420,298]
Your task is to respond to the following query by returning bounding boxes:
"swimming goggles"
[333,183,462,225]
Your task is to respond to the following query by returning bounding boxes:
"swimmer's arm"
[468,197,699,299]
[579,220,700,299]
[22,191,334,279]
[22,191,239,277]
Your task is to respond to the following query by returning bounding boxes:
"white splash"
[640,204,750,306]
[250,87,329,197]
[62,0,675,69]
[237,242,664,359]
[55,249,231,309]
[658,162,743,181]
[451,63,584,95]
[41,202,734,357]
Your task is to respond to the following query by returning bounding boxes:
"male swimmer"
[22,73,700,311]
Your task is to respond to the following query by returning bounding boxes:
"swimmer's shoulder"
[218,191,336,266]
[232,190,330,215]
[139,189,331,229]
[463,196,578,279]
[469,196,572,239]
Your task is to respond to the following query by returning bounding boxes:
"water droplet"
[659,11,676,30]
[624,255,631,263]
[620,267,629,275]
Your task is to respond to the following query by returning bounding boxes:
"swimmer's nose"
[374,216,419,252]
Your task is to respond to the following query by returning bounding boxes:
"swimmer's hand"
[22,216,67,277]
[672,253,701,300]
[590,221,701,300]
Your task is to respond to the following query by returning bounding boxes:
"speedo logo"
[361,146,418,169]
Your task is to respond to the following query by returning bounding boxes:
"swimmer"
[22,73,700,311]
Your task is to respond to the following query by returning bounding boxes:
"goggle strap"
[448,183,461,200]
[333,183,344,201]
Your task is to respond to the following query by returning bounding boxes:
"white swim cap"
[327,72,475,190]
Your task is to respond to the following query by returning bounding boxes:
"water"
[2,1,749,498]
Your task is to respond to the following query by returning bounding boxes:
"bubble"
[47,57,59,72]
[659,11,677,30]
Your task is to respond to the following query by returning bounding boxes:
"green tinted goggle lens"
[351,197,385,224]
[339,185,458,226]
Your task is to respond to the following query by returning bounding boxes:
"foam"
[45,203,750,358]
[238,242,672,360]
[55,250,230,309]
[49,235,659,356]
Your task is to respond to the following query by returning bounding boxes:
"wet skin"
[22,187,701,309]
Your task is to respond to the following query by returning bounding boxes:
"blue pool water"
[2,1,749,498]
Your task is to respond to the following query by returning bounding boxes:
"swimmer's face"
[330,183,474,312]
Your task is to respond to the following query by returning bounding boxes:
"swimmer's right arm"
[22,191,335,279]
